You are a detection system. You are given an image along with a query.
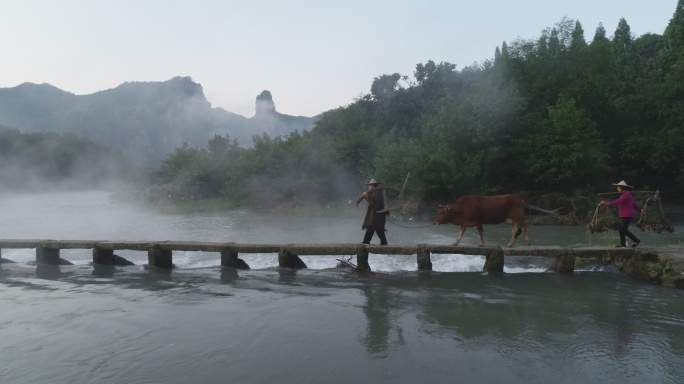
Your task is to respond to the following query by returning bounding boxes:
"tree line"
[0,125,131,191]
[141,2,684,212]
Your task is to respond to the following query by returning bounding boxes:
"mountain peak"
[255,90,276,116]
[168,76,204,97]
[112,76,205,100]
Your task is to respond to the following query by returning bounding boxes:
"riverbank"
[623,246,684,289]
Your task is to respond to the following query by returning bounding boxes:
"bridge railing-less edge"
[0,239,640,273]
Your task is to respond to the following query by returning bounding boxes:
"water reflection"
[35,264,65,280]
[91,264,116,278]
[360,281,395,356]
[219,266,240,283]
[3,191,684,384]
[1,260,684,383]
[276,268,299,285]
[413,273,527,339]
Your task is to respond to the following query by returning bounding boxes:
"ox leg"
[508,222,530,247]
[453,226,467,245]
[476,224,485,247]
[522,224,531,245]
[507,224,520,247]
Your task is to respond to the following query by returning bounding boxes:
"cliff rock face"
[0,77,317,165]
[255,90,276,116]
[235,89,316,141]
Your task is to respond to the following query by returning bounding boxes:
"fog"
[0,190,485,271]
[0,161,131,195]
[3,189,684,274]
[0,190,375,243]
[0,191,155,240]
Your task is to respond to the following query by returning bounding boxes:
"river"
[1,191,683,383]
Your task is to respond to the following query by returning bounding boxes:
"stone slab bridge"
[0,239,661,274]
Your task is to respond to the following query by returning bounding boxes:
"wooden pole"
[597,190,656,196]
[398,172,410,199]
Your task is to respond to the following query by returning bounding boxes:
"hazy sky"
[0,1,678,117]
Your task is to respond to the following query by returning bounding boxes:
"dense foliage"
[0,125,130,191]
[144,2,684,209]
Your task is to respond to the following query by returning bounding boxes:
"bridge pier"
[93,248,115,265]
[148,247,173,268]
[36,246,61,265]
[356,248,371,271]
[555,251,576,273]
[221,249,250,269]
[483,247,504,272]
[417,246,432,270]
[278,249,307,269]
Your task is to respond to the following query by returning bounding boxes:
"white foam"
[430,254,486,272]
[2,248,556,273]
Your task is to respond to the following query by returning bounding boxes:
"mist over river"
[1,191,684,383]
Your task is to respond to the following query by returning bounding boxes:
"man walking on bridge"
[356,178,388,245]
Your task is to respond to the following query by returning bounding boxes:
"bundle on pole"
[587,204,621,234]
[636,193,675,234]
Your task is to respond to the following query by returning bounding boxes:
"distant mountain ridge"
[0,77,317,165]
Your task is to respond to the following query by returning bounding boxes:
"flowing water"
[1,191,683,383]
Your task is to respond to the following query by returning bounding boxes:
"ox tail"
[514,227,523,239]
[524,202,563,216]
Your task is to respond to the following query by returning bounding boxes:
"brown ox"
[434,194,530,247]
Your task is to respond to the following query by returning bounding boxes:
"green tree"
[142,3,684,206]
[0,125,130,191]
[515,98,609,192]
[663,0,684,57]
[370,73,403,102]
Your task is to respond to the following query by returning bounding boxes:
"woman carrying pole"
[599,180,642,247]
